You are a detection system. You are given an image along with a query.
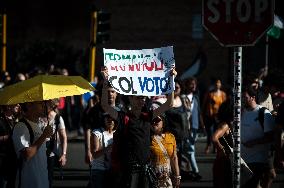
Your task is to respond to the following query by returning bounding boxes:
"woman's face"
[151,116,163,134]
[174,83,181,95]
[215,80,222,89]
[4,104,19,116]
[104,116,115,130]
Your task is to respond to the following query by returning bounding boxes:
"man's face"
[29,101,46,117]
[107,88,117,105]
[251,79,259,90]
[243,92,254,108]
[188,80,197,92]
[129,96,146,108]
[13,104,21,114]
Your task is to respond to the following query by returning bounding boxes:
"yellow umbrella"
[0,74,95,105]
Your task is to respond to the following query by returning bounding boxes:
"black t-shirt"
[118,111,153,165]
[276,101,284,125]
[0,116,16,173]
[0,117,12,154]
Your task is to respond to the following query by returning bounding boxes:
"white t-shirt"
[241,105,275,163]
[48,115,65,156]
[12,119,49,188]
[50,115,65,134]
[187,94,199,130]
[91,128,114,170]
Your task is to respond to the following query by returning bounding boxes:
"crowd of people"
[0,65,284,188]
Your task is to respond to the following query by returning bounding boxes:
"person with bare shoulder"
[212,97,234,188]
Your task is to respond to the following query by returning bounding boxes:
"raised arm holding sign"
[103,46,175,96]
[100,46,177,188]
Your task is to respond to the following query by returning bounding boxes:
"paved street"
[53,132,284,188]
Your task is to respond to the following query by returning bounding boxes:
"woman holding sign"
[101,66,177,188]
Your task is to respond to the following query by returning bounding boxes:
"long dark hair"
[217,99,233,126]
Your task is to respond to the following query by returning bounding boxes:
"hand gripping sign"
[103,46,175,96]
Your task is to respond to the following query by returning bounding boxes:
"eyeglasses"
[151,116,162,124]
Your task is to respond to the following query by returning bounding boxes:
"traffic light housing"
[0,14,2,42]
[89,8,111,82]
[96,10,111,44]
[0,12,7,71]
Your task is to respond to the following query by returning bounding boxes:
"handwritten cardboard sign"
[103,46,175,96]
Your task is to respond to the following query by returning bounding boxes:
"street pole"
[1,13,6,71]
[89,10,97,82]
[233,46,242,188]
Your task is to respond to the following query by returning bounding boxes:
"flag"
[267,15,284,39]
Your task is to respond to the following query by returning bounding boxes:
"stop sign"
[202,0,274,46]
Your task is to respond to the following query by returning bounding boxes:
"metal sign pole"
[233,46,242,188]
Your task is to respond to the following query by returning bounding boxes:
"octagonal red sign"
[202,0,274,46]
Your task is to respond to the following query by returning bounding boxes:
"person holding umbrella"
[12,101,53,188]
[0,74,95,188]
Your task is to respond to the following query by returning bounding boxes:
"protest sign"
[103,46,175,96]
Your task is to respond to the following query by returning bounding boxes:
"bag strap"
[153,135,171,162]
[257,107,267,130]
[100,128,105,149]
[53,114,60,144]
[54,114,60,133]
[19,118,34,144]
[220,134,233,154]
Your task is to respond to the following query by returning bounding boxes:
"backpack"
[255,106,268,130]
[164,108,189,141]
[152,100,190,141]
[275,102,284,168]
[254,107,282,168]
[18,118,35,144]
[46,114,60,155]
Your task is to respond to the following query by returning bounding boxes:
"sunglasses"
[151,116,162,125]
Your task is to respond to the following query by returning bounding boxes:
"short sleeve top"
[150,133,176,166]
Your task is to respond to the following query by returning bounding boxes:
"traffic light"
[96,10,111,44]
[0,13,2,42]
[89,8,111,82]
